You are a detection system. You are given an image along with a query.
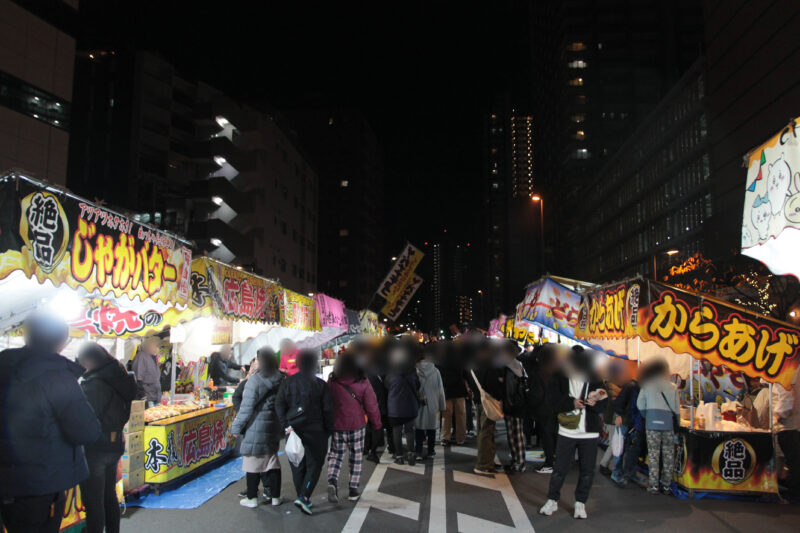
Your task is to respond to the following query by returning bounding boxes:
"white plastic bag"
[611,426,624,457]
[286,432,305,467]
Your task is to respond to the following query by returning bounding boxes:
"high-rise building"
[284,109,386,309]
[483,96,540,317]
[0,0,78,184]
[67,51,317,292]
[420,238,476,332]
[531,0,705,276]
[577,58,711,281]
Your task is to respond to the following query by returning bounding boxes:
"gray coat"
[231,371,285,456]
[131,351,161,402]
[416,360,446,430]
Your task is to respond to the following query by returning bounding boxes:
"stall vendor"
[278,339,300,376]
[208,345,242,385]
[132,336,163,406]
[738,376,770,430]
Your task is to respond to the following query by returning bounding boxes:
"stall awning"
[576,278,800,389]
[0,173,192,335]
[515,276,587,342]
[189,257,281,324]
[297,293,347,348]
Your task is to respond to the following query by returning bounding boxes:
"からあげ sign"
[67,297,186,338]
[641,284,800,390]
[0,175,192,306]
[577,280,800,390]
[576,282,642,340]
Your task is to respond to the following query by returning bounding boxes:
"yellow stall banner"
[143,407,234,484]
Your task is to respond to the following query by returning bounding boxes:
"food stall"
[139,256,289,489]
[0,172,194,529]
[511,275,598,349]
[576,278,800,495]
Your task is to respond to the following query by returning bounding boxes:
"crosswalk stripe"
[341,460,424,532]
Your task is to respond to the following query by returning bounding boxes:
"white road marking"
[429,454,447,533]
[453,470,534,533]
[341,460,424,532]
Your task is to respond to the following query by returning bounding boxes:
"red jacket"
[279,349,299,376]
[329,377,382,431]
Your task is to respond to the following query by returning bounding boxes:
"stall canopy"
[0,173,192,334]
[515,276,592,342]
[741,117,800,280]
[575,278,800,390]
[297,293,347,348]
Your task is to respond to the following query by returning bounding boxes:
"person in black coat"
[208,345,242,386]
[384,338,420,465]
[437,342,468,445]
[525,343,562,473]
[540,347,608,520]
[0,311,101,533]
[77,342,137,533]
[275,350,334,515]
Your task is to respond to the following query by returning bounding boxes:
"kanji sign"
[143,406,233,484]
[190,257,280,324]
[281,289,319,331]
[0,174,191,306]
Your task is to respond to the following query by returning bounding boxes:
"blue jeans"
[613,427,642,482]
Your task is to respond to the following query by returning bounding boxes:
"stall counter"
[143,404,235,487]
[675,426,777,495]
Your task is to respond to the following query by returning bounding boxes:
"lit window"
[339,229,349,237]
[568,60,587,68]
[340,180,349,187]
[575,130,585,140]
[492,183,499,190]
[328,117,334,125]
[571,114,586,123]
[568,78,584,87]
[568,42,586,51]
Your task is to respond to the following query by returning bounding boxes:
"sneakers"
[327,483,339,504]
[599,465,612,476]
[239,497,258,508]
[610,473,628,488]
[535,465,553,474]
[365,452,380,463]
[440,439,452,446]
[473,466,497,475]
[539,499,558,516]
[394,456,405,465]
[415,455,424,462]
[237,491,247,498]
[294,497,313,515]
[270,497,282,506]
[661,486,673,496]
[407,452,417,466]
[647,487,661,495]
[348,488,360,501]
[574,502,587,519]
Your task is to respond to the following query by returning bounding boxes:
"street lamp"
[531,194,545,272]
[652,249,680,280]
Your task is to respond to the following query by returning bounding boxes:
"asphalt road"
[121,428,800,532]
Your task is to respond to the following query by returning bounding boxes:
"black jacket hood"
[84,358,137,403]
[1,347,84,384]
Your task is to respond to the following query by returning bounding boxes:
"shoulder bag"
[557,382,588,430]
[470,369,504,422]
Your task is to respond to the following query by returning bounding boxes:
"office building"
[0,0,78,184]
[285,109,385,308]
[531,0,704,276]
[67,51,317,291]
[578,58,711,281]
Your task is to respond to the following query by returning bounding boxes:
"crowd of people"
[2,309,800,531]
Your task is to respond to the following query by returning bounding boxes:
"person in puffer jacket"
[231,348,285,508]
[77,343,137,533]
[636,359,679,495]
[0,311,101,533]
[326,352,382,503]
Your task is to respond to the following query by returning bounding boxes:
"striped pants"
[327,427,366,490]
[505,416,525,468]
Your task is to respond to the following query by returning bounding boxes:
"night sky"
[79,1,524,247]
